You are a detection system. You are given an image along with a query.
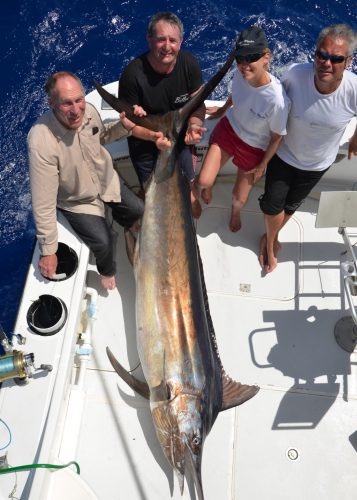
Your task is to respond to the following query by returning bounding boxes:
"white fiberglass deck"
[70,181,357,500]
[1,88,356,500]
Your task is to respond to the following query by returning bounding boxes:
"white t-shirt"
[226,69,290,150]
[278,63,357,171]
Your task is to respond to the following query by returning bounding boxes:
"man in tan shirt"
[28,71,169,289]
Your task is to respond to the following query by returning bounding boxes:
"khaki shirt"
[28,103,129,255]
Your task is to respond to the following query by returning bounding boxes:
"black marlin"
[94,47,259,499]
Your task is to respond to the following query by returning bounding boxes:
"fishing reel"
[0,325,52,383]
[0,350,35,383]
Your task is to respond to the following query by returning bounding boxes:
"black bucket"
[27,294,68,336]
[46,242,79,282]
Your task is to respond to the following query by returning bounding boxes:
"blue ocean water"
[0,0,356,332]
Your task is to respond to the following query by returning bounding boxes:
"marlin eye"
[192,436,201,447]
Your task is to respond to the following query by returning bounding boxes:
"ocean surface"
[0,0,356,333]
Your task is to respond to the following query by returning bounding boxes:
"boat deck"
[1,89,356,499]
[73,181,357,499]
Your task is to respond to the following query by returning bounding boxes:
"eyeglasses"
[235,53,263,64]
[315,49,348,64]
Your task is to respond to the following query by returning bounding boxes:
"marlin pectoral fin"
[106,347,150,399]
[150,380,171,402]
[221,372,259,411]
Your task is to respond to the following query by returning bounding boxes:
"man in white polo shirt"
[259,24,357,273]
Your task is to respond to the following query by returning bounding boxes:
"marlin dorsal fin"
[106,347,150,399]
[221,371,259,411]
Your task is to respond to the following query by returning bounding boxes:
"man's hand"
[153,132,172,151]
[245,161,267,180]
[39,254,58,279]
[132,104,147,117]
[185,123,207,145]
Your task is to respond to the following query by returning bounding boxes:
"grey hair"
[147,11,184,40]
[44,71,84,99]
[316,24,357,56]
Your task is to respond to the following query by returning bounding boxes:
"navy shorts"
[259,154,329,216]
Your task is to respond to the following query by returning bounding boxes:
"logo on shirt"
[175,93,190,104]
[250,108,268,120]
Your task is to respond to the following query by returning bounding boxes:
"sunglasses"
[315,49,348,64]
[235,53,263,64]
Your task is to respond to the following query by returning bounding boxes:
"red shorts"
[209,116,265,172]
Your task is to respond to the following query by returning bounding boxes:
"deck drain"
[239,283,251,293]
[286,447,299,461]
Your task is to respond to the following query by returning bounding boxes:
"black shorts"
[259,154,329,216]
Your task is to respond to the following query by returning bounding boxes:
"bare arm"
[348,125,357,160]
[120,111,171,151]
[28,136,59,278]
[247,132,283,182]
[185,87,208,145]
[206,95,233,120]
[99,106,171,151]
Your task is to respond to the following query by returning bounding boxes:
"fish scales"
[136,164,216,397]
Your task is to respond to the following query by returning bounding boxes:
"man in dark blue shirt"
[119,11,206,208]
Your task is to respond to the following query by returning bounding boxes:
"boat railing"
[316,191,357,352]
[340,227,357,323]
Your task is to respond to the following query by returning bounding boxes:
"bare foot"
[267,241,282,272]
[273,239,282,255]
[266,253,278,273]
[201,187,213,205]
[264,237,282,273]
[229,206,241,232]
[258,233,282,273]
[258,234,268,268]
[130,219,141,233]
[100,275,116,290]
